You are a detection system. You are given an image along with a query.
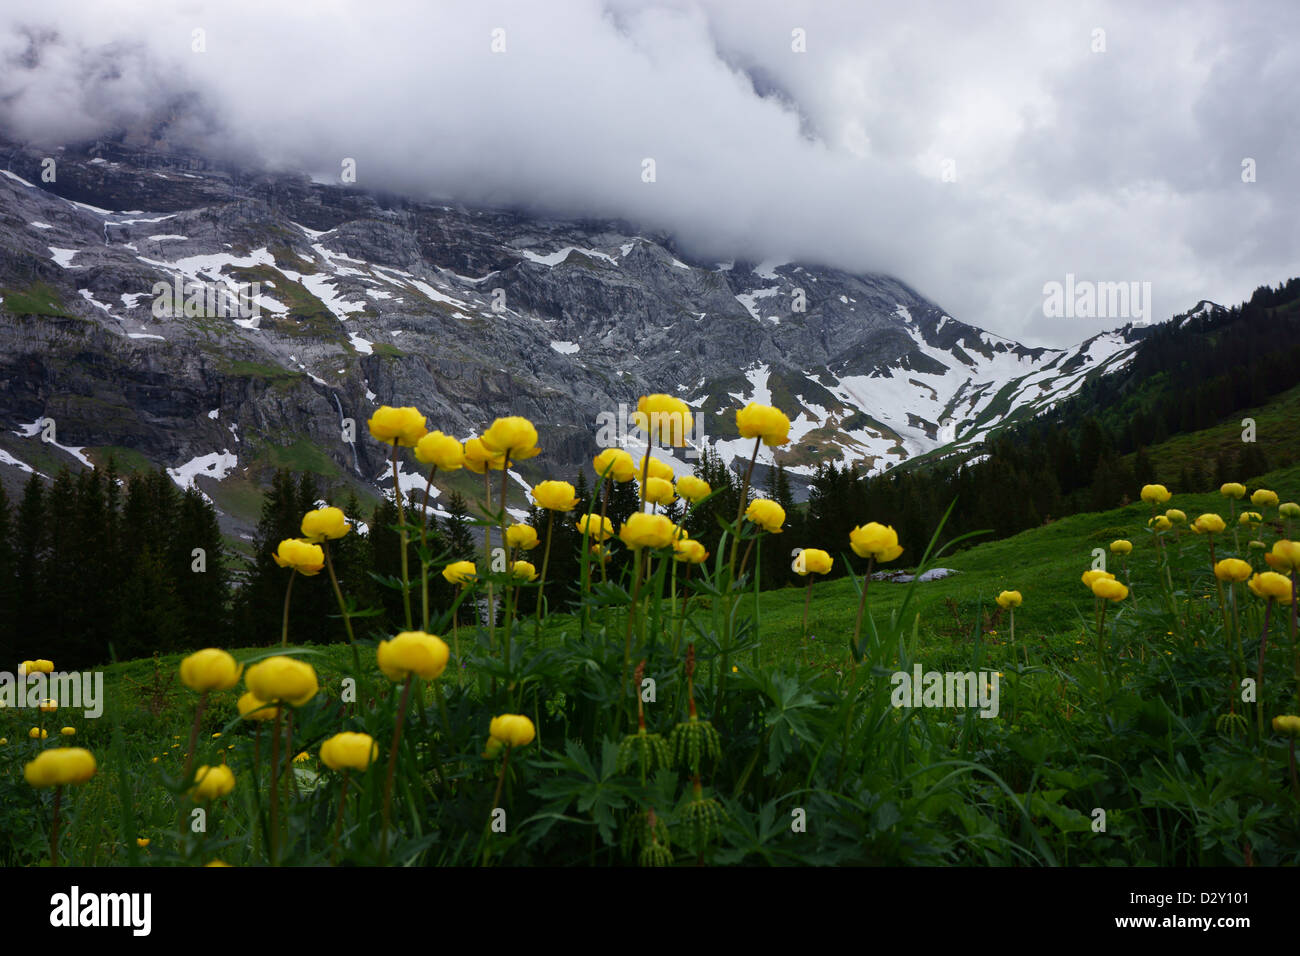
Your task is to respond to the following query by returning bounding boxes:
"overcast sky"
[1,0,1295,346]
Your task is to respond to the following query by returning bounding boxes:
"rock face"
[0,136,1142,540]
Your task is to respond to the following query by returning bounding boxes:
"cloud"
[0,0,1295,345]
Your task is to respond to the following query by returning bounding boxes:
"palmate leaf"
[531,738,634,846]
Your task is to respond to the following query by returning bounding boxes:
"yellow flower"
[244,656,319,707]
[511,560,538,581]
[38,698,57,713]
[301,506,350,542]
[849,523,903,562]
[1248,571,1293,602]
[1091,578,1129,601]
[204,860,233,867]
[320,732,378,772]
[675,475,712,503]
[1239,511,1262,527]
[1148,515,1172,531]
[532,480,579,512]
[672,538,710,564]
[1214,558,1252,582]
[996,590,1022,609]
[26,659,54,675]
[442,560,478,586]
[414,430,465,471]
[618,512,678,550]
[237,691,279,722]
[480,416,540,460]
[1192,513,1226,535]
[189,764,235,801]
[179,648,242,693]
[367,406,427,447]
[637,455,674,482]
[1081,569,1115,588]
[24,748,96,787]
[463,437,506,473]
[377,631,450,682]
[271,538,325,576]
[1220,482,1246,499]
[1109,540,1132,555]
[1279,502,1300,519]
[745,498,786,533]
[0,739,6,746]
[1140,484,1171,504]
[1249,539,1267,550]
[644,476,676,507]
[1251,488,1278,509]
[796,548,833,576]
[136,838,150,848]
[488,714,536,748]
[633,395,693,446]
[293,751,311,764]
[505,524,539,550]
[28,727,47,739]
[1265,540,1300,573]
[736,402,791,446]
[590,543,612,562]
[60,727,75,736]
[593,448,637,482]
[1273,715,1300,736]
[1165,509,1186,525]
[576,513,614,541]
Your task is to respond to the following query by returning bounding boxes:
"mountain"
[0,136,1143,542]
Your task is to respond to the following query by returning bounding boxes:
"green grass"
[0,281,75,318]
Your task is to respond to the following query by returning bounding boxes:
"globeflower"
[1192,513,1226,535]
[189,764,235,801]
[633,395,693,446]
[1091,578,1129,601]
[480,416,540,460]
[244,657,319,707]
[672,538,709,565]
[489,714,536,748]
[744,498,786,533]
[1251,489,1278,509]
[736,403,791,447]
[301,507,349,542]
[1273,715,1300,737]
[532,480,579,512]
[442,560,478,585]
[511,561,538,581]
[644,476,675,507]
[237,692,279,722]
[1149,516,1172,531]
[996,590,1022,609]
[1280,502,1300,519]
[1165,509,1186,525]
[1264,540,1300,573]
[618,512,678,550]
[593,448,636,482]
[60,727,75,737]
[849,523,903,562]
[1248,571,1292,602]
[637,455,674,482]
[414,431,465,471]
[180,648,242,693]
[320,732,378,772]
[368,406,427,447]
[272,538,325,576]
[376,631,450,682]
[1239,511,1262,528]
[576,513,614,541]
[1220,483,1246,499]
[1081,569,1115,588]
[1140,484,1171,504]
[38,699,57,713]
[1214,558,1252,582]
[1110,540,1132,555]
[796,548,833,575]
[29,727,47,739]
[505,524,539,550]
[463,437,506,473]
[675,475,711,503]
[24,748,96,787]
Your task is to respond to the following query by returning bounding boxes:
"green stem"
[280,569,297,647]
[392,443,412,630]
[381,675,415,864]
